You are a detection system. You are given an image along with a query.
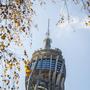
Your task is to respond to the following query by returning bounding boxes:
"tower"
[25,20,66,90]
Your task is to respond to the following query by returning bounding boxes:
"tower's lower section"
[25,49,66,90]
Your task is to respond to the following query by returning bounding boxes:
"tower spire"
[47,19,50,37]
[44,19,52,49]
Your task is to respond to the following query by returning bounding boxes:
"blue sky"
[26,1,90,90]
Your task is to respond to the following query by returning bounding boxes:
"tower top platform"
[31,48,63,62]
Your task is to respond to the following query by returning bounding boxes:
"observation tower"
[25,21,66,90]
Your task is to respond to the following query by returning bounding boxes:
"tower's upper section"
[44,19,52,49]
[31,19,62,61]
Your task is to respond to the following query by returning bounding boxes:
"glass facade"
[31,58,63,72]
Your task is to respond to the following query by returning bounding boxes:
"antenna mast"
[44,19,52,49]
[47,19,50,37]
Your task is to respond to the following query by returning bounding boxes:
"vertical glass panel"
[31,61,36,70]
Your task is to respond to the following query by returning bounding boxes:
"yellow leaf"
[85,21,90,26]
[0,42,5,50]
[15,0,23,4]
[15,21,20,27]
[1,34,6,40]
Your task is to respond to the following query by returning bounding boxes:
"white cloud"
[57,17,90,30]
